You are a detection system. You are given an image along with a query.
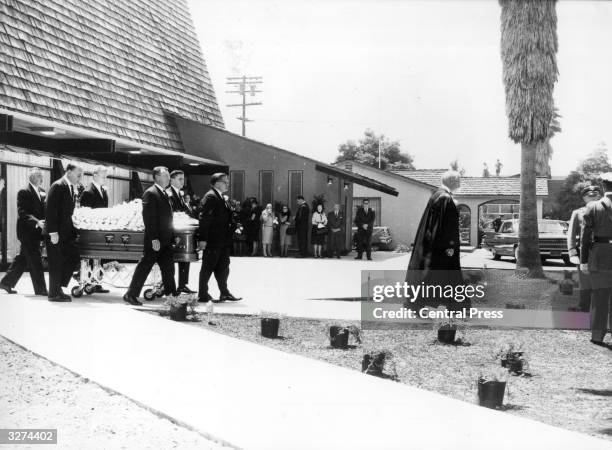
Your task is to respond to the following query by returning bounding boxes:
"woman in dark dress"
[245,198,262,256]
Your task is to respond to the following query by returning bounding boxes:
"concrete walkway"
[1,293,610,449]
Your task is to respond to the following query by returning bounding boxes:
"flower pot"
[437,325,456,344]
[170,304,187,321]
[478,380,506,409]
[261,318,280,338]
[330,326,349,349]
[507,358,524,375]
[362,352,386,376]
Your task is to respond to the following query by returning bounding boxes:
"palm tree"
[535,108,561,177]
[499,0,558,278]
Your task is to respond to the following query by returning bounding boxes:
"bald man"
[406,170,464,308]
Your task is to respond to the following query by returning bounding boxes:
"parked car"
[482,219,571,265]
[351,226,393,251]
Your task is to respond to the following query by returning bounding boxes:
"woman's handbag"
[315,225,328,236]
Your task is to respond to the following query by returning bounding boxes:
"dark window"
[288,170,303,212]
[259,170,274,206]
[230,170,245,203]
[353,197,381,227]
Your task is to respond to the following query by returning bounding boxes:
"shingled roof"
[0,0,223,152]
[393,169,549,197]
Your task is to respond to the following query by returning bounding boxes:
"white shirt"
[92,181,104,196]
[154,183,167,195]
[170,185,182,197]
[30,182,41,200]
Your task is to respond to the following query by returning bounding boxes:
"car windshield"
[505,221,565,234]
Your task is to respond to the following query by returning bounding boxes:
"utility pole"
[226,76,262,136]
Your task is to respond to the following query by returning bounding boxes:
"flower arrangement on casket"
[73,199,144,231]
[172,212,199,229]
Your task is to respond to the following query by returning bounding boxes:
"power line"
[225,76,263,137]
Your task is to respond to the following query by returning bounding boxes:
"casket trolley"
[73,225,199,300]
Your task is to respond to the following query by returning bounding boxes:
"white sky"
[188,0,612,176]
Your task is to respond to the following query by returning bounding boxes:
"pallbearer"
[0,167,48,296]
[580,173,612,346]
[79,165,110,293]
[124,166,177,306]
[166,169,196,294]
[45,163,83,302]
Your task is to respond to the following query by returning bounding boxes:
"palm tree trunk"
[517,142,544,278]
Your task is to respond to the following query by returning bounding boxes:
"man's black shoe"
[219,293,242,301]
[354,256,362,260]
[123,294,142,306]
[48,295,71,302]
[198,293,213,303]
[367,257,373,261]
[60,293,71,300]
[0,283,17,294]
[94,285,110,294]
[178,286,196,294]
[590,339,608,347]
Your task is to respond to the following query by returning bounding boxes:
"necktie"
[70,184,75,202]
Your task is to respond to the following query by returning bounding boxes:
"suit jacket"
[198,189,235,248]
[17,184,46,241]
[79,183,108,209]
[355,207,375,234]
[166,186,191,215]
[567,206,586,257]
[295,203,310,230]
[142,185,174,246]
[45,178,77,242]
[327,210,344,232]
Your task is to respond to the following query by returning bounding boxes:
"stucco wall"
[350,164,433,248]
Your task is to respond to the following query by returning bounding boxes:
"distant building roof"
[393,169,549,197]
[0,0,223,152]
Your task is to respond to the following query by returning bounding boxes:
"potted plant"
[260,312,282,338]
[494,341,527,375]
[362,349,398,380]
[164,294,198,322]
[328,324,362,349]
[433,310,458,344]
[477,368,508,409]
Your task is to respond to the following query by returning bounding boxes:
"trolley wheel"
[71,286,84,298]
[143,289,156,301]
[84,284,95,295]
[155,288,164,297]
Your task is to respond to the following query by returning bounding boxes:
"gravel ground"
[0,336,232,450]
[172,312,612,442]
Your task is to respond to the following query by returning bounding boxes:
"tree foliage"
[335,129,415,170]
[552,143,611,219]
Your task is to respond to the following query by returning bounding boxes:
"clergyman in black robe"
[406,171,465,309]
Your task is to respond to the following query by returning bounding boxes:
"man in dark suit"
[124,167,177,306]
[327,203,344,259]
[167,169,195,294]
[78,165,110,293]
[580,173,612,346]
[79,165,109,209]
[354,199,376,260]
[294,195,310,258]
[0,167,48,295]
[45,163,83,302]
[197,173,241,303]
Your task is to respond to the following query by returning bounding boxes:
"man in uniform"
[167,170,196,294]
[580,173,612,346]
[567,185,601,312]
[124,167,176,306]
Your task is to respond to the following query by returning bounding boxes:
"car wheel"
[491,248,501,260]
